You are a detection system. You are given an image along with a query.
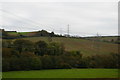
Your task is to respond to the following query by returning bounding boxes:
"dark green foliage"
[49,32,55,37]
[37,30,49,36]
[2,29,8,37]
[47,42,65,55]
[35,41,48,56]
[13,39,34,53]
[51,56,64,69]
[59,63,72,69]
[35,41,65,56]
[80,53,120,68]
[2,58,10,72]
[41,55,54,69]
[29,57,42,70]
[2,39,119,72]
[2,40,13,48]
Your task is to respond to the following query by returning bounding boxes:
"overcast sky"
[0,2,118,36]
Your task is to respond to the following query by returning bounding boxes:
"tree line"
[2,39,120,72]
[1,29,63,39]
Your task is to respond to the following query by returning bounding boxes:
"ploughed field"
[2,69,118,78]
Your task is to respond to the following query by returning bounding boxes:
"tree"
[9,56,22,71]
[49,32,55,37]
[2,40,13,48]
[35,41,48,56]
[20,52,42,70]
[59,62,71,69]
[47,42,64,55]
[2,58,10,72]
[2,48,19,58]
[41,55,54,69]
[29,57,42,70]
[13,39,34,53]
[37,30,49,36]
[2,29,8,37]
[52,56,64,69]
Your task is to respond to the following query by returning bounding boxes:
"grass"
[21,37,118,56]
[86,36,119,42]
[7,32,18,36]
[7,32,30,36]
[100,36,118,41]
[2,69,118,78]
[18,32,31,35]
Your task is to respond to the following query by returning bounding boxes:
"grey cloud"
[0,2,118,36]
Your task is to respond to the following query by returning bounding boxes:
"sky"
[0,2,118,37]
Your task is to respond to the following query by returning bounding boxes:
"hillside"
[16,37,118,56]
[85,36,119,44]
[2,29,118,56]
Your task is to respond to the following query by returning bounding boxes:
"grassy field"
[86,36,119,42]
[100,36,118,41]
[7,32,30,36]
[7,32,19,36]
[20,37,118,56]
[2,69,118,78]
[7,31,37,36]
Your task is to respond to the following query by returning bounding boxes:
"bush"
[2,39,119,72]
[2,58,10,72]
[59,63,72,69]
[35,41,48,56]
[29,57,42,70]
[13,39,34,53]
[2,48,19,58]
[47,42,65,55]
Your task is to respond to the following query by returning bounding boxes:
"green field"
[21,37,118,56]
[7,31,36,36]
[2,69,118,78]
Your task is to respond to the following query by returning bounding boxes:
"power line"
[60,28,62,35]
[67,24,69,37]
[0,9,51,31]
[0,9,116,36]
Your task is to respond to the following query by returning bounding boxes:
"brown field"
[19,37,118,56]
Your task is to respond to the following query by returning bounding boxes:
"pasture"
[2,69,118,78]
